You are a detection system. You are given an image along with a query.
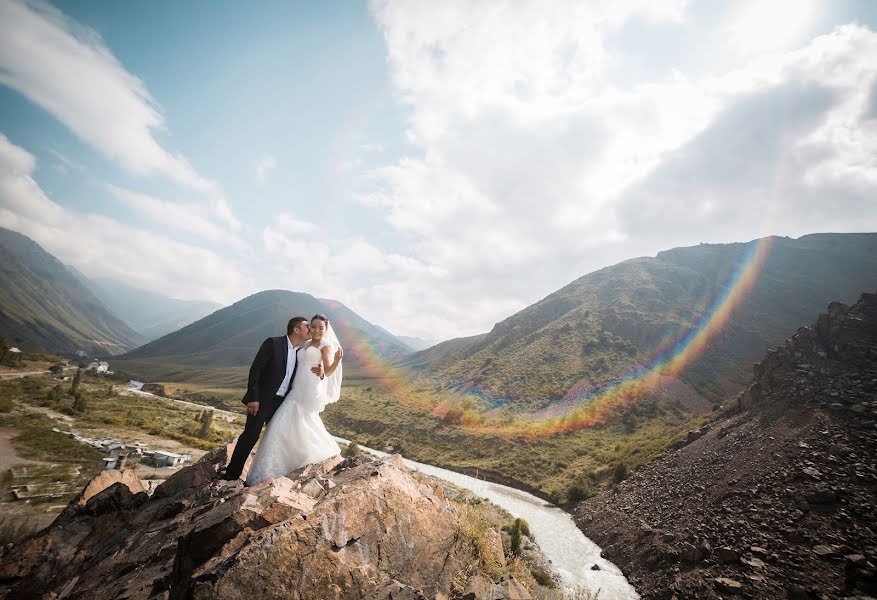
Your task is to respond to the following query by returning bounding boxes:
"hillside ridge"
[0,227,143,355]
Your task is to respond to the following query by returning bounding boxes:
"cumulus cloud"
[261,214,458,337]
[0,133,252,304]
[0,0,239,229]
[355,1,877,338]
[619,25,877,245]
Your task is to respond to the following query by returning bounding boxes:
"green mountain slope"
[0,227,144,355]
[417,233,877,412]
[116,289,412,373]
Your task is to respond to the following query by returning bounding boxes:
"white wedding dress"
[245,340,342,486]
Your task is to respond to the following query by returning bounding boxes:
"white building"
[86,361,109,374]
[150,450,190,468]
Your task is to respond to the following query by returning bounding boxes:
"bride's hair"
[311,313,329,325]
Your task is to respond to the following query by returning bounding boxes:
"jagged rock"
[459,575,532,600]
[460,574,494,599]
[486,527,506,568]
[813,544,839,557]
[73,468,145,506]
[714,577,743,593]
[493,576,532,600]
[716,547,739,564]
[382,579,429,599]
[574,293,877,599]
[300,476,326,498]
[0,448,508,599]
[750,546,769,557]
[806,489,838,504]
[679,542,704,563]
[686,429,706,444]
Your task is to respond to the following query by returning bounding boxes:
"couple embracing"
[223,314,344,485]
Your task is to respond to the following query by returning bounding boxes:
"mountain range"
[0,227,143,355]
[412,233,877,414]
[71,273,222,341]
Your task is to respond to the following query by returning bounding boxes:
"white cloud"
[256,154,277,185]
[0,133,252,304]
[726,0,822,56]
[358,1,877,338]
[105,184,249,253]
[0,0,239,230]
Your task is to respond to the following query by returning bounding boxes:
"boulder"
[0,452,504,600]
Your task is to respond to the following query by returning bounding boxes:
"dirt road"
[0,427,36,471]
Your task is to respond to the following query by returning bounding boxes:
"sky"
[1,0,876,342]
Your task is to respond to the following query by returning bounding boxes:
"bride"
[245,314,344,486]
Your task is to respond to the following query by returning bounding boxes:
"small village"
[10,428,192,501]
[1,358,203,504]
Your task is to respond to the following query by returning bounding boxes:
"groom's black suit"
[225,336,298,480]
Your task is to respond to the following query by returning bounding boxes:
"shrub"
[443,406,464,425]
[70,369,81,395]
[509,518,523,556]
[72,392,88,413]
[342,442,362,457]
[530,567,554,587]
[567,484,589,503]
[613,461,628,483]
[198,410,214,439]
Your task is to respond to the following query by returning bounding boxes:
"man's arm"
[243,338,274,412]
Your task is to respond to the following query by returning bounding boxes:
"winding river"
[128,382,638,597]
[335,437,639,599]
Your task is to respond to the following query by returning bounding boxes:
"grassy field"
[110,358,713,503]
[111,358,250,388]
[0,372,245,469]
[322,376,713,504]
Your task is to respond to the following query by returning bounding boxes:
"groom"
[223,316,323,481]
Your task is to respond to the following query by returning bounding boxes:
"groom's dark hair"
[287,316,308,334]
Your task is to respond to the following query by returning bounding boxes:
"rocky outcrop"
[0,446,537,599]
[574,292,877,599]
[140,382,169,396]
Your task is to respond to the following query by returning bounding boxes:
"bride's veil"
[320,322,343,410]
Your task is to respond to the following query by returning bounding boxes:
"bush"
[72,392,88,413]
[443,406,464,425]
[613,462,628,483]
[341,441,362,457]
[530,567,554,587]
[517,518,531,538]
[567,484,589,503]
[70,370,81,395]
[198,410,214,439]
[509,518,523,556]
